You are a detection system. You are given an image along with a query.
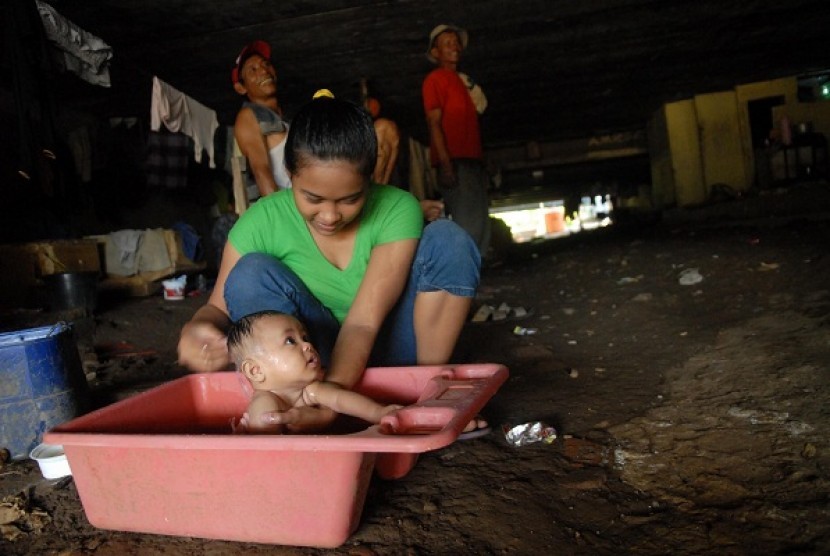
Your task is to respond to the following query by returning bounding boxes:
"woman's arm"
[176,242,241,372]
[326,238,419,389]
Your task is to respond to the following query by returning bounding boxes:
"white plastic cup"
[162,280,185,300]
[30,443,72,479]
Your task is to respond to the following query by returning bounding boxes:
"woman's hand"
[177,320,230,372]
[258,405,338,433]
[231,412,285,435]
[420,199,444,222]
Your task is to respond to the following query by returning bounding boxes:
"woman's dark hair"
[285,96,377,179]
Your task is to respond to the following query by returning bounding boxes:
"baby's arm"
[304,381,402,424]
[245,391,290,434]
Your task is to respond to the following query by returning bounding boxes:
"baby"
[227,310,401,433]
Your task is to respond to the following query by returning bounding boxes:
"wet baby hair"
[226,309,288,367]
[285,92,378,179]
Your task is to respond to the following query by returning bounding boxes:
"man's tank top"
[243,102,291,190]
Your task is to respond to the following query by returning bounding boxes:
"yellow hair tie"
[313,88,335,99]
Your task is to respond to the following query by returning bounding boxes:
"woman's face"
[291,159,368,236]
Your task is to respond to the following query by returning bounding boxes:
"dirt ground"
[2,184,830,555]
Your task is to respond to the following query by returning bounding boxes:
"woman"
[177,92,481,431]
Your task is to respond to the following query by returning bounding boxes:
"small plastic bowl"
[29,443,72,479]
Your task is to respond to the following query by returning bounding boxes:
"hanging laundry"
[36,1,113,87]
[151,76,219,168]
[146,131,189,189]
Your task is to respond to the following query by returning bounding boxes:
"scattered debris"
[471,304,493,322]
[0,494,51,541]
[561,437,612,467]
[758,262,780,271]
[472,302,532,323]
[95,341,158,360]
[617,275,644,285]
[492,302,510,321]
[678,268,703,286]
[513,326,538,336]
[503,422,557,447]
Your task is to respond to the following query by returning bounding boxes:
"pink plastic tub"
[45,363,508,547]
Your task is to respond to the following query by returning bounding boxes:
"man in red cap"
[422,24,491,256]
[232,40,291,196]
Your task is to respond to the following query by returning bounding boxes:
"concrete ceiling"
[37,0,830,149]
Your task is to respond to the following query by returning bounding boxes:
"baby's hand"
[378,404,404,422]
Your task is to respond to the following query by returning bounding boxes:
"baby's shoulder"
[250,390,290,413]
[298,380,335,408]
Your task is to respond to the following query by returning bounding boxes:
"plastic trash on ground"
[513,326,538,336]
[503,421,557,446]
[678,268,703,286]
[161,275,187,300]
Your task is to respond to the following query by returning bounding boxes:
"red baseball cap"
[231,40,271,84]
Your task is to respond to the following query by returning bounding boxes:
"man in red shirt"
[422,24,491,256]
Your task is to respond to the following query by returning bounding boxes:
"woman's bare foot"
[459,415,491,440]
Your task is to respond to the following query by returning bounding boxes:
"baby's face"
[251,315,321,389]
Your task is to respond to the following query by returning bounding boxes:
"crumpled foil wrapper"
[503,422,557,447]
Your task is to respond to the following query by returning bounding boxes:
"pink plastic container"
[45,363,508,547]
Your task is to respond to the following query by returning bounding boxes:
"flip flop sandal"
[470,303,533,324]
[458,425,492,440]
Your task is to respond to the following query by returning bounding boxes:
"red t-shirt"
[422,68,482,165]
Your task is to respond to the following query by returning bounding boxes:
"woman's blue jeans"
[224,219,480,368]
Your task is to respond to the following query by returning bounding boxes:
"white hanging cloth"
[151,76,219,168]
[36,1,113,87]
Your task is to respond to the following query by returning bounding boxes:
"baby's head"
[227,311,322,392]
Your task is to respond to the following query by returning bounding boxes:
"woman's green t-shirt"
[228,183,423,323]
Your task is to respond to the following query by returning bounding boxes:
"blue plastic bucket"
[0,323,89,459]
